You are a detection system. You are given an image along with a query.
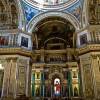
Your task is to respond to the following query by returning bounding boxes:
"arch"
[27,11,81,33]
[44,37,66,46]
[49,72,64,83]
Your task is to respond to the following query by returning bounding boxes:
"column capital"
[91,54,97,59]
[6,57,18,62]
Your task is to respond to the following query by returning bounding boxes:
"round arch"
[27,11,81,33]
[44,37,66,45]
[49,72,64,83]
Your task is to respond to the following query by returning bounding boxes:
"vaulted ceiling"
[34,17,75,48]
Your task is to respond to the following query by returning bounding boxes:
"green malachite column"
[41,72,44,97]
[68,70,72,97]
[32,73,35,96]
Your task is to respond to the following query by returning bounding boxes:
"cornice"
[0,48,32,57]
[78,44,100,55]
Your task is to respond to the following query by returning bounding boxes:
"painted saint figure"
[54,78,61,96]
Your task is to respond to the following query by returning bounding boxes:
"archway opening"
[31,16,79,99]
[32,16,76,50]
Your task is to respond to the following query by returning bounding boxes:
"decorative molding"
[78,44,100,55]
[0,48,32,57]
[27,11,80,33]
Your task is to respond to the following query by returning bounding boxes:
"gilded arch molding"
[49,72,64,83]
[27,11,81,33]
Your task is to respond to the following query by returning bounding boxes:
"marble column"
[16,58,27,97]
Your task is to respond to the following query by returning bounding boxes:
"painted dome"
[29,0,69,5]
[25,0,78,9]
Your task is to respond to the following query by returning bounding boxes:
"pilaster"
[2,57,17,98]
[91,54,100,99]
[79,53,95,100]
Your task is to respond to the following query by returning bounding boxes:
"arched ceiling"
[35,17,75,38]
[33,17,75,48]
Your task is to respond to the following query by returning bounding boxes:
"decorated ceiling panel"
[21,0,84,25]
[21,1,40,22]
[24,0,78,9]
[64,0,83,22]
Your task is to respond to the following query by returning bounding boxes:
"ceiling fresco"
[64,0,83,22]
[23,0,78,9]
[21,0,84,26]
[25,0,70,5]
[21,1,40,22]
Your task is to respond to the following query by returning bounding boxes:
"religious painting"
[35,72,40,79]
[0,36,9,46]
[72,5,81,21]
[80,34,87,45]
[72,71,77,78]
[54,78,61,96]
[35,85,40,96]
[72,84,79,96]
[21,36,28,48]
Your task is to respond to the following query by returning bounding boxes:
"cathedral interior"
[0,0,100,100]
